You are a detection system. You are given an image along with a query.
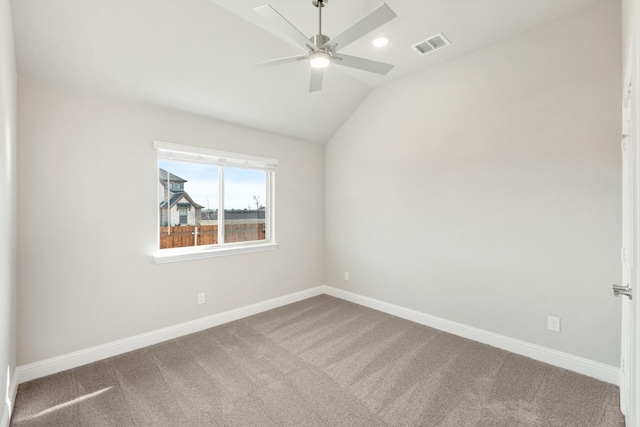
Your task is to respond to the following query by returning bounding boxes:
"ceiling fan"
[254,0,397,92]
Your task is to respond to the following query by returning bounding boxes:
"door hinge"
[613,284,633,299]
[622,135,628,151]
[622,247,627,263]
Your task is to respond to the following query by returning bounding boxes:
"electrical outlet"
[344,272,350,281]
[547,315,560,332]
[198,292,206,305]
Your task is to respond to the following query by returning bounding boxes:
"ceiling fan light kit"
[255,0,397,92]
[310,50,331,68]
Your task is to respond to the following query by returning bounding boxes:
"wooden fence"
[159,224,265,249]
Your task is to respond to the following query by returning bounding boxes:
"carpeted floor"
[10,295,625,426]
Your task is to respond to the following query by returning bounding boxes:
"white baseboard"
[323,286,620,386]
[1,373,18,427]
[15,286,325,385]
[13,285,620,389]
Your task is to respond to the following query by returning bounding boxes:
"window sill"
[154,242,278,264]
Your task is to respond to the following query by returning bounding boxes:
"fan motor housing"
[311,34,330,47]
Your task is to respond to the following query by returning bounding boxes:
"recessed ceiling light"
[372,37,389,48]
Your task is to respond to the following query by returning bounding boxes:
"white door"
[619,38,639,427]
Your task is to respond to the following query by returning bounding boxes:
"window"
[154,141,278,263]
[178,207,187,225]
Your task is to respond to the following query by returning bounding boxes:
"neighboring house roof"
[159,192,205,210]
[159,168,187,184]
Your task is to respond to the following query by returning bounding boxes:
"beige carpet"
[11,295,625,426]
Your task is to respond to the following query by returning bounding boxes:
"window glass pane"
[159,160,219,249]
[179,207,187,225]
[223,168,267,244]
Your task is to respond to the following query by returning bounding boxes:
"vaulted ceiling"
[11,0,608,143]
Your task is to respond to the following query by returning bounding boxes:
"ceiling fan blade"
[255,54,308,68]
[332,53,394,75]
[309,67,324,92]
[254,5,317,53]
[323,3,396,52]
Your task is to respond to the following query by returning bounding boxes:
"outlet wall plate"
[198,292,206,305]
[547,315,561,332]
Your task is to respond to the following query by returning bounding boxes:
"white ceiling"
[11,0,607,144]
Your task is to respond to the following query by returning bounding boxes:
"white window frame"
[153,141,278,264]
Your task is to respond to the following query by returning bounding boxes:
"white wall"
[325,0,622,366]
[0,0,17,424]
[17,79,324,365]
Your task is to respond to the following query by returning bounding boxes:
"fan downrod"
[312,0,329,41]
